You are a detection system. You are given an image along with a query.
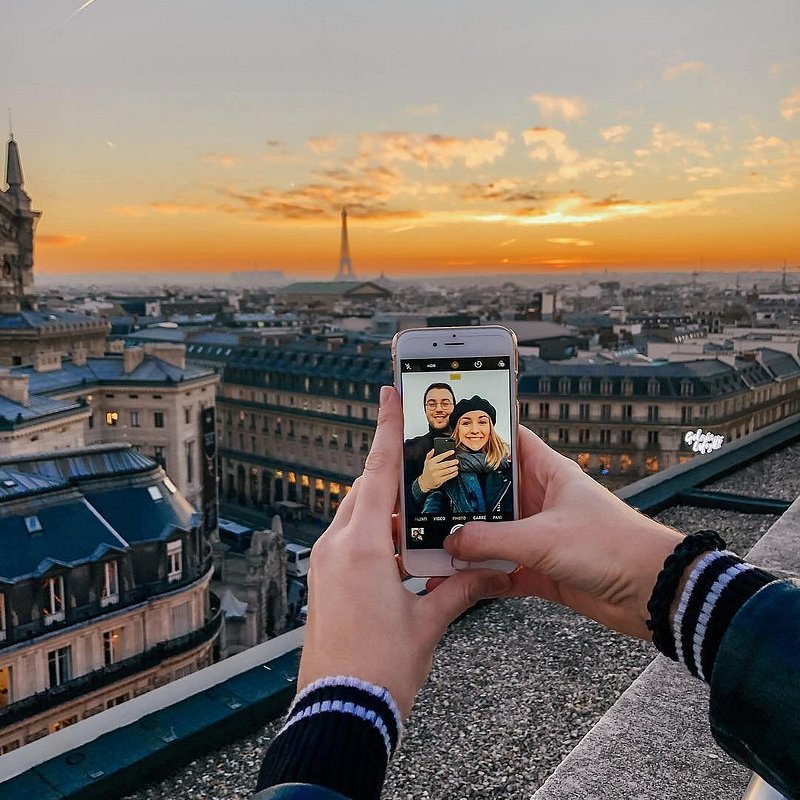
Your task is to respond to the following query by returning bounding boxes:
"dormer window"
[622,379,634,396]
[101,561,119,607]
[559,378,571,395]
[647,378,660,397]
[600,379,613,396]
[167,540,183,583]
[579,377,592,395]
[42,575,65,625]
[539,378,551,394]
[25,515,42,534]
[680,380,694,397]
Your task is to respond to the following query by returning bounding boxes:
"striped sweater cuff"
[255,677,402,800]
[671,551,776,683]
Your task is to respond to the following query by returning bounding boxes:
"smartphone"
[433,436,456,457]
[392,325,519,577]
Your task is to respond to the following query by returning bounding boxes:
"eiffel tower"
[335,206,356,281]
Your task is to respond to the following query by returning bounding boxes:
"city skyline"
[3,0,799,276]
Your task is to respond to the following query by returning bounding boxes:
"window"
[645,456,660,473]
[647,430,660,446]
[103,629,122,666]
[600,404,611,422]
[681,406,693,425]
[167,540,183,583]
[559,378,571,394]
[130,411,141,428]
[621,404,633,422]
[105,410,119,427]
[600,379,613,396]
[621,429,633,444]
[42,575,65,624]
[539,378,551,394]
[345,430,353,449]
[186,440,195,484]
[538,427,549,441]
[184,407,191,424]
[680,380,694,397]
[599,429,611,445]
[578,428,591,444]
[647,378,660,397]
[579,377,591,395]
[0,594,6,642]
[598,456,610,476]
[576,453,590,471]
[558,428,570,444]
[0,665,11,708]
[539,402,550,420]
[106,693,130,709]
[153,446,166,467]
[154,411,165,428]
[558,403,570,421]
[101,561,119,607]
[88,413,95,430]
[620,454,632,472]
[48,646,72,688]
[622,379,633,396]
[647,405,659,423]
[360,432,370,452]
[579,403,590,421]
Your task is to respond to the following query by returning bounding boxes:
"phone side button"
[450,557,472,571]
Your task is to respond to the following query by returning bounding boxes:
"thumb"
[421,570,512,638]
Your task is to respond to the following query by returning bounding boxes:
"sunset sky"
[3,0,799,277]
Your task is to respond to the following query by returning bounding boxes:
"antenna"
[7,109,13,141]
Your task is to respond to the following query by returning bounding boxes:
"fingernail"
[380,385,392,405]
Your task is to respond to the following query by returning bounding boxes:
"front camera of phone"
[432,342,438,347]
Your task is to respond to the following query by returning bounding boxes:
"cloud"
[355,130,510,169]
[684,166,723,181]
[694,121,713,132]
[105,140,116,149]
[547,237,595,246]
[37,234,86,247]
[780,88,800,119]
[663,61,708,81]
[742,134,800,168]
[407,104,441,118]
[530,93,588,121]
[651,123,711,157]
[600,125,630,142]
[201,153,241,168]
[498,238,516,247]
[306,136,341,154]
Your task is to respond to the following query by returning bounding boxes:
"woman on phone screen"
[422,395,512,515]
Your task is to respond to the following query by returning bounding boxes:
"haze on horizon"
[3,0,799,278]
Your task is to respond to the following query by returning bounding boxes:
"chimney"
[123,346,145,374]
[32,350,62,373]
[143,343,186,370]
[73,344,88,367]
[107,339,125,354]
[0,371,30,406]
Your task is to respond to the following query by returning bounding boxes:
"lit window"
[105,411,119,427]
[620,454,632,472]
[47,646,72,688]
[576,453,590,471]
[103,629,122,666]
[101,561,119,607]
[167,540,183,582]
[646,456,660,473]
[0,665,11,708]
[42,575,65,624]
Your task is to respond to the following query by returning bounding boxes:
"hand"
[298,386,511,718]
[443,426,683,640]
[417,448,459,493]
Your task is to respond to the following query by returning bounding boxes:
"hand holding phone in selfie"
[418,447,459,493]
[444,426,682,639]
[298,387,511,719]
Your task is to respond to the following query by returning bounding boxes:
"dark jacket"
[403,429,437,515]
[422,455,512,514]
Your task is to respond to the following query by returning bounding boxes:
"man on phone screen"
[403,383,459,515]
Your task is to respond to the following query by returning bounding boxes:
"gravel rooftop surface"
[122,447,800,800]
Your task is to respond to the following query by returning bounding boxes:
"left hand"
[298,385,512,719]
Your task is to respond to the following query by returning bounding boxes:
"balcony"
[0,607,222,728]
[1,560,213,649]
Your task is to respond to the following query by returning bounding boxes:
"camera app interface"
[401,356,514,549]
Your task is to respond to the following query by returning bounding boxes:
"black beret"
[449,395,497,428]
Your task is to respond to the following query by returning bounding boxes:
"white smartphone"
[392,325,519,577]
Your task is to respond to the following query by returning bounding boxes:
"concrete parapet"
[532,497,800,800]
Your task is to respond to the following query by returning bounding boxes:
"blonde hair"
[454,417,510,470]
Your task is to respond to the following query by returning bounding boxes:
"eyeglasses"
[425,399,453,410]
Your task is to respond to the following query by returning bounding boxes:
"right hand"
[442,426,683,640]
[417,448,459,494]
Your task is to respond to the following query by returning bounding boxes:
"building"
[11,344,220,509]
[519,349,800,486]
[0,445,221,754]
[275,281,391,309]
[216,334,390,527]
[0,136,110,366]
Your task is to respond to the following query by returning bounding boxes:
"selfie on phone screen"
[401,357,515,550]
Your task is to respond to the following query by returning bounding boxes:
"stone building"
[519,348,800,487]
[0,445,221,754]
[12,343,219,509]
[0,136,109,366]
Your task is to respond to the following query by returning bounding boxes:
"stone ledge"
[532,497,800,800]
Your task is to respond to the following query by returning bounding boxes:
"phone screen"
[401,356,515,550]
